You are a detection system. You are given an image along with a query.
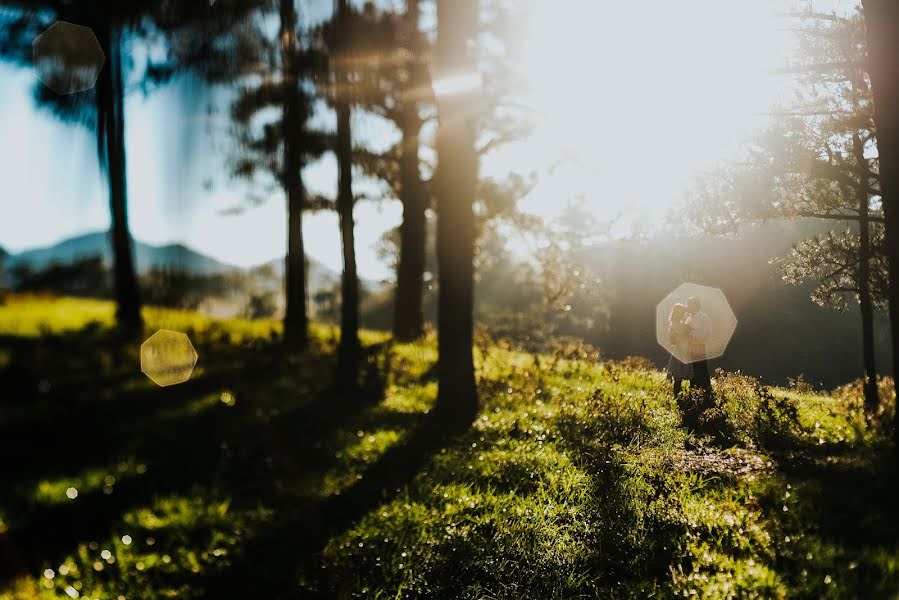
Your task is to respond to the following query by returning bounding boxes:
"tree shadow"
[198,410,461,599]
[770,444,899,597]
[0,328,396,592]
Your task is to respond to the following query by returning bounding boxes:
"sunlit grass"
[0,298,896,598]
[29,494,268,600]
[32,460,143,507]
[0,295,116,336]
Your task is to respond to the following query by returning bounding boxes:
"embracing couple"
[666,296,712,399]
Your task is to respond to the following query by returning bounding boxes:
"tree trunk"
[862,0,899,443]
[853,131,879,411]
[281,0,308,352]
[96,22,142,336]
[334,0,359,377]
[434,0,478,427]
[336,93,359,375]
[393,0,426,342]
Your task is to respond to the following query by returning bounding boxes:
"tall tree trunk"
[336,102,359,374]
[393,0,426,342]
[335,0,359,377]
[434,0,478,427]
[853,131,879,411]
[862,0,899,444]
[281,0,308,352]
[96,22,142,336]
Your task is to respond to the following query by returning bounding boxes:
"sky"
[0,63,403,278]
[0,0,859,280]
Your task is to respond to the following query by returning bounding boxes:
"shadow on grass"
[0,327,398,592]
[197,409,460,599]
[770,443,899,597]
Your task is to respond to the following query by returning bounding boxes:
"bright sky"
[0,0,858,279]
[498,0,856,232]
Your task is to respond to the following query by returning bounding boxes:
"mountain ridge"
[2,231,343,290]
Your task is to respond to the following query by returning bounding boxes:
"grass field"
[0,296,897,599]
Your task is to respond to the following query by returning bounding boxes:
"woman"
[666,303,693,397]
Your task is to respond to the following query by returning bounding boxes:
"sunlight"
[432,71,483,97]
[511,0,794,225]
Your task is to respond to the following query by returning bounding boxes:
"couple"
[666,296,712,398]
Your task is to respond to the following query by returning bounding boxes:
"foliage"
[686,11,887,315]
[712,370,804,449]
[10,257,112,299]
[1,298,898,598]
[776,227,889,311]
[140,268,253,312]
[830,375,896,439]
[241,291,279,320]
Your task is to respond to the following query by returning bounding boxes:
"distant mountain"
[5,231,342,290]
[8,232,234,275]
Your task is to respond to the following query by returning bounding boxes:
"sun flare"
[508,0,794,226]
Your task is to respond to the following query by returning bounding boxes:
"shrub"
[563,387,655,447]
[787,373,816,395]
[243,292,278,320]
[614,355,657,373]
[713,370,803,448]
[831,376,896,440]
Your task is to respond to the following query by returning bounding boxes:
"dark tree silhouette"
[393,0,429,342]
[280,0,310,352]
[93,20,141,335]
[861,0,899,442]
[0,3,142,334]
[0,0,258,335]
[332,0,360,376]
[229,0,328,352]
[689,12,886,411]
[434,0,479,426]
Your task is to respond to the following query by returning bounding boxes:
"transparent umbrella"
[656,282,737,364]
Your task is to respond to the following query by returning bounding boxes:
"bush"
[713,370,803,448]
[831,376,896,440]
[787,373,816,395]
[243,292,278,320]
[613,355,656,372]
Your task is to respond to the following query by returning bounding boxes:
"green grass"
[0,296,896,599]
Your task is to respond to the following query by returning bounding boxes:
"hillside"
[8,232,235,275]
[3,231,342,292]
[0,296,896,598]
[580,220,892,387]
[4,221,891,388]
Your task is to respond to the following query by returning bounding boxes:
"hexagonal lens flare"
[656,282,737,364]
[33,21,105,95]
[140,330,198,387]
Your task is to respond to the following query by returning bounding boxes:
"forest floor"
[0,295,897,599]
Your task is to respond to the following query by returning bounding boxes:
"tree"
[0,3,144,333]
[331,0,360,376]
[313,0,432,343]
[688,11,885,410]
[393,0,430,341]
[353,0,532,345]
[434,0,480,426]
[861,0,899,442]
[0,0,257,335]
[281,0,310,352]
[229,0,328,353]
[774,11,883,410]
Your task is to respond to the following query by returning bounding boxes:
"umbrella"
[656,282,737,364]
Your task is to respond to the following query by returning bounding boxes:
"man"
[685,296,712,396]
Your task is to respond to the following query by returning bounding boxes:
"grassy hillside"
[0,296,896,599]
